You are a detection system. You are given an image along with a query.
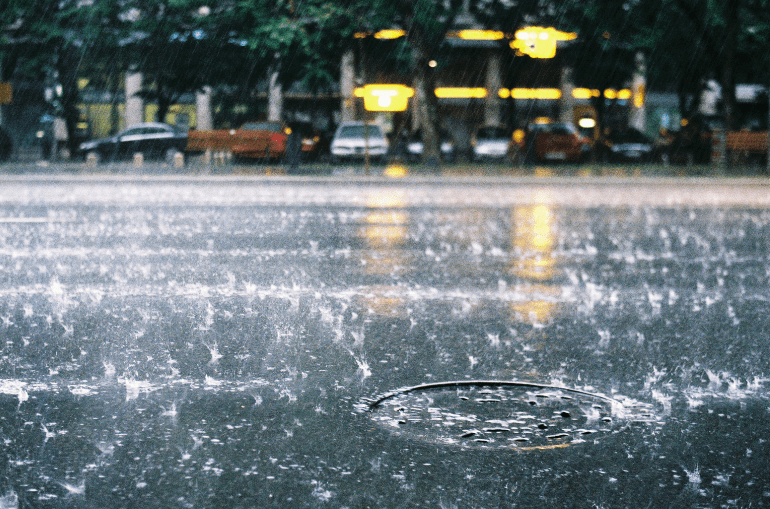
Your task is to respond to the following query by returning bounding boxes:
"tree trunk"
[411,42,440,166]
[721,0,739,131]
[156,80,172,124]
[56,46,81,158]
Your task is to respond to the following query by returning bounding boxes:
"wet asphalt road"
[0,172,769,508]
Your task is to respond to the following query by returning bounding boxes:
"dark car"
[79,122,188,163]
[404,129,456,162]
[654,122,713,165]
[287,121,326,161]
[597,127,655,162]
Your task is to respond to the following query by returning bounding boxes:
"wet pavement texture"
[0,174,769,508]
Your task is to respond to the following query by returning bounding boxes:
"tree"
[0,0,127,154]
[621,0,769,129]
[118,0,264,123]
[359,0,463,164]
[242,0,359,95]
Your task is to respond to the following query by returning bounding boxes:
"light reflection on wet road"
[0,175,769,508]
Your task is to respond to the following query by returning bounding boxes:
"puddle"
[362,380,657,450]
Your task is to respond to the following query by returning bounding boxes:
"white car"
[330,122,389,163]
[471,125,512,161]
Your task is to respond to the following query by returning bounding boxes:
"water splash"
[59,480,85,496]
[0,491,18,509]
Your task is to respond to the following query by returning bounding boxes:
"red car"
[186,121,289,160]
[513,122,592,163]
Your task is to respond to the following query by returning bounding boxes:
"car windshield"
[337,124,383,139]
[476,127,509,139]
[608,129,651,143]
[547,124,577,135]
[241,122,283,132]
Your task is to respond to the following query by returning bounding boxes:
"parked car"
[520,122,591,163]
[230,121,289,160]
[80,122,187,163]
[287,121,325,161]
[186,121,290,161]
[653,120,712,165]
[471,125,512,161]
[404,129,456,162]
[330,121,389,163]
[596,127,655,163]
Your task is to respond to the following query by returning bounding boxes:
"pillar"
[268,71,282,122]
[630,52,646,132]
[340,49,356,122]
[484,53,502,126]
[196,86,213,131]
[125,72,144,127]
[560,67,576,125]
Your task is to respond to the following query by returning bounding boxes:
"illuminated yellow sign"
[511,27,577,59]
[355,84,414,111]
[572,88,632,101]
[617,89,632,100]
[434,87,487,99]
[572,88,594,99]
[509,88,562,100]
[374,29,406,39]
[451,29,505,40]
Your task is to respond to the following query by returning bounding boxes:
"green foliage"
[3,0,769,132]
[240,0,360,91]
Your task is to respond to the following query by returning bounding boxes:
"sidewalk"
[1,157,768,180]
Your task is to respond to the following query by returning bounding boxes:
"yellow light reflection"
[509,284,561,324]
[434,87,487,99]
[356,285,407,318]
[508,204,561,324]
[357,191,411,316]
[633,86,645,108]
[384,164,408,178]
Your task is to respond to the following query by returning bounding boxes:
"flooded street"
[1,174,769,508]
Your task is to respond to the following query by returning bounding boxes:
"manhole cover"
[362,380,656,450]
